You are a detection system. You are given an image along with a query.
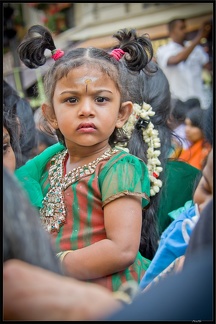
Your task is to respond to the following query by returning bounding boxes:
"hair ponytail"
[17,25,56,69]
[112,28,154,72]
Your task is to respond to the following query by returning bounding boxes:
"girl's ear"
[116,101,133,128]
[41,103,58,129]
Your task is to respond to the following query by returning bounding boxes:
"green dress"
[15,143,151,292]
[157,160,201,235]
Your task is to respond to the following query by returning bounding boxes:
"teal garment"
[15,142,65,208]
[157,160,201,235]
[168,200,194,221]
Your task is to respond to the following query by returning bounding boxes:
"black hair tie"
[135,117,149,130]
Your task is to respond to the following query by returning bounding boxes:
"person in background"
[139,147,213,291]
[178,107,212,170]
[183,199,213,268]
[168,97,201,152]
[3,103,22,171]
[156,18,212,110]
[139,100,213,290]
[15,25,154,292]
[121,60,201,252]
[3,80,37,165]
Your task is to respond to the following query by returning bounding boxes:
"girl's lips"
[77,123,96,133]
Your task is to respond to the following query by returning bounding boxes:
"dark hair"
[185,97,201,110]
[3,103,22,168]
[17,25,154,147]
[3,80,37,165]
[123,61,174,260]
[167,18,185,33]
[3,167,63,275]
[185,107,205,131]
[170,98,191,124]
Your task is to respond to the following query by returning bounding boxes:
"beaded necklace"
[40,148,118,233]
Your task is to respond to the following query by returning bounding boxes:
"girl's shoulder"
[99,147,150,189]
[101,147,148,174]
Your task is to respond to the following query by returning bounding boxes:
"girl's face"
[44,65,132,151]
[184,118,204,144]
[193,149,213,214]
[3,127,16,173]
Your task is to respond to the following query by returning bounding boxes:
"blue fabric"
[139,201,195,290]
[168,200,194,221]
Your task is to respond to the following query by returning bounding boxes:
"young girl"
[15,25,155,292]
[178,107,212,170]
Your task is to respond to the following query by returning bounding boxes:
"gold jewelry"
[56,250,73,262]
[40,148,118,233]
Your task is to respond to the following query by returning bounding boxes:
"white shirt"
[156,41,209,109]
[173,124,190,149]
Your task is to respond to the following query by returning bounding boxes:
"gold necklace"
[40,148,118,233]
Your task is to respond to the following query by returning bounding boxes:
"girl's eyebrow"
[60,90,79,95]
[60,89,113,95]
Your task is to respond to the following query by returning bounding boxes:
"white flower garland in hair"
[123,102,163,196]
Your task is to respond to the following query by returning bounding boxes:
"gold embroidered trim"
[102,191,150,208]
[40,148,118,233]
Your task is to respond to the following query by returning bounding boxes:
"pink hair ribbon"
[110,48,125,61]
[51,49,65,61]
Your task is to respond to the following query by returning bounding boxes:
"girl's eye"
[95,97,109,103]
[64,97,77,103]
[3,143,11,154]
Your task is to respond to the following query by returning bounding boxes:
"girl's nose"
[78,101,95,117]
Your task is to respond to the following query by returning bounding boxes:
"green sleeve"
[99,151,150,209]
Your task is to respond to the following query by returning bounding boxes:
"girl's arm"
[62,195,142,280]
